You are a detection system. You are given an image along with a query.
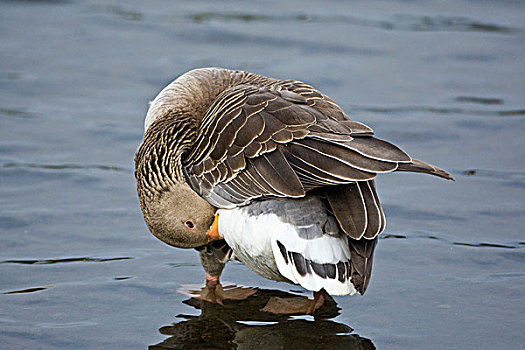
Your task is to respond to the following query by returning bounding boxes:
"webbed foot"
[261,289,326,314]
[178,275,257,305]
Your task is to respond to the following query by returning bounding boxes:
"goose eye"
[184,220,195,229]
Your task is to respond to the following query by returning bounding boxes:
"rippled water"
[1,1,524,349]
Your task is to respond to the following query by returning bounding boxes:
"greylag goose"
[135,68,453,313]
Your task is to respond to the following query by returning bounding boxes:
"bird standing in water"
[135,68,453,314]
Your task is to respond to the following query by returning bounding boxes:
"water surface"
[1,1,524,349]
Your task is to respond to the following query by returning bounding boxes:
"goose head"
[137,180,216,249]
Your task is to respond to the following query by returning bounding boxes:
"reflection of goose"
[149,288,376,350]
[135,68,453,313]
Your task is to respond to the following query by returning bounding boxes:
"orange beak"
[207,214,221,242]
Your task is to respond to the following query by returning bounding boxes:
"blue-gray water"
[1,1,524,349]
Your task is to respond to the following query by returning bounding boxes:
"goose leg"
[180,246,256,304]
[197,247,227,304]
[199,273,225,305]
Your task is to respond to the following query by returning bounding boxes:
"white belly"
[216,197,357,295]
[218,208,289,282]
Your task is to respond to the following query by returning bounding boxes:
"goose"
[135,68,453,313]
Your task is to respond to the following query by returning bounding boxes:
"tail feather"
[348,237,378,294]
[324,181,385,240]
[323,182,383,294]
[396,159,454,181]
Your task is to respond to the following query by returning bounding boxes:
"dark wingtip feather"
[348,237,378,294]
[396,158,454,181]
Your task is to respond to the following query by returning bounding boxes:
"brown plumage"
[135,67,453,297]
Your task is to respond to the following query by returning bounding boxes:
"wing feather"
[359,181,382,239]
[183,78,443,213]
[298,138,398,173]
[324,183,367,239]
[284,142,376,181]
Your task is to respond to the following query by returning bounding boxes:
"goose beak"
[207,214,222,242]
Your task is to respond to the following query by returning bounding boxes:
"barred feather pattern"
[135,114,198,199]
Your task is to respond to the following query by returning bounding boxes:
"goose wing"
[184,81,411,209]
[182,81,414,239]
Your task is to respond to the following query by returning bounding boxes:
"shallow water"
[1,1,524,349]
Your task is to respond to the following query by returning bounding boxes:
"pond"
[1,1,524,349]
